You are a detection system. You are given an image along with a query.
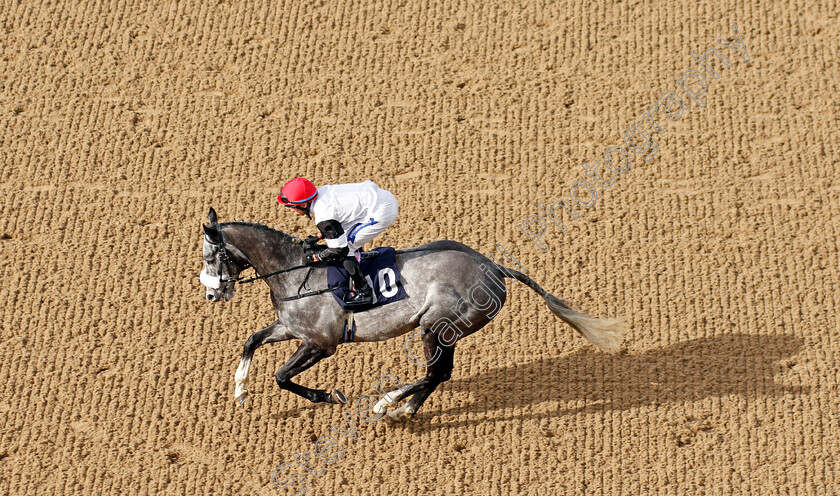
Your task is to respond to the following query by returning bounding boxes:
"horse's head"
[200,208,250,302]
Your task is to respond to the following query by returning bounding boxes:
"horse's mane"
[221,221,301,244]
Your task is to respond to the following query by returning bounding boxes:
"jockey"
[278,178,399,307]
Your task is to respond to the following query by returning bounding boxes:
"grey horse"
[200,208,626,420]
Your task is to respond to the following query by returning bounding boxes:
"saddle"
[325,247,407,312]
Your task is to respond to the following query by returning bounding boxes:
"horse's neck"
[222,224,302,274]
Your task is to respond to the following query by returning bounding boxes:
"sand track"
[1,0,839,494]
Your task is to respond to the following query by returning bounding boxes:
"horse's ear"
[208,207,218,226]
[203,224,222,244]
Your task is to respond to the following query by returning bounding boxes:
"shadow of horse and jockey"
[421,333,805,429]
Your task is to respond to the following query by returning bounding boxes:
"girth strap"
[342,312,357,343]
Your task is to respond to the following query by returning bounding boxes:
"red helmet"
[278,177,317,206]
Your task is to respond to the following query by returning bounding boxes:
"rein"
[236,264,309,284]
[240,265,345,302]
[207,233,344,301]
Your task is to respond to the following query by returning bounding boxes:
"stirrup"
[343,286,374,306]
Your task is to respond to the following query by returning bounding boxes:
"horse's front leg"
[235,321,293,405]
[275,342,347,404]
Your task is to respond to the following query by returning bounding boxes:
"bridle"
[201,231,251,291]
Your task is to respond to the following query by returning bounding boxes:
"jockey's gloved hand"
[315,246,349,262]
[302,235,321,251]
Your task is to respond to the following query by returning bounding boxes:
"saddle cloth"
[326,247,407,312]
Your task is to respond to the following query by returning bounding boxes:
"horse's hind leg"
[235,321,293,405]
[373,330,437,416]
[387,331,456,420]
[275,342,345,404]
[373,377,428,416]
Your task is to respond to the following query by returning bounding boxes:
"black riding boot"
[342,257,374,306]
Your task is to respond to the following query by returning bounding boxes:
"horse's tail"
[495,264,626,354]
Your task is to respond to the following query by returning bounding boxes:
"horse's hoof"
[373,389,402,414]
[331,389,348,404]
[387,406,414,421]
[237,395,248,406]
